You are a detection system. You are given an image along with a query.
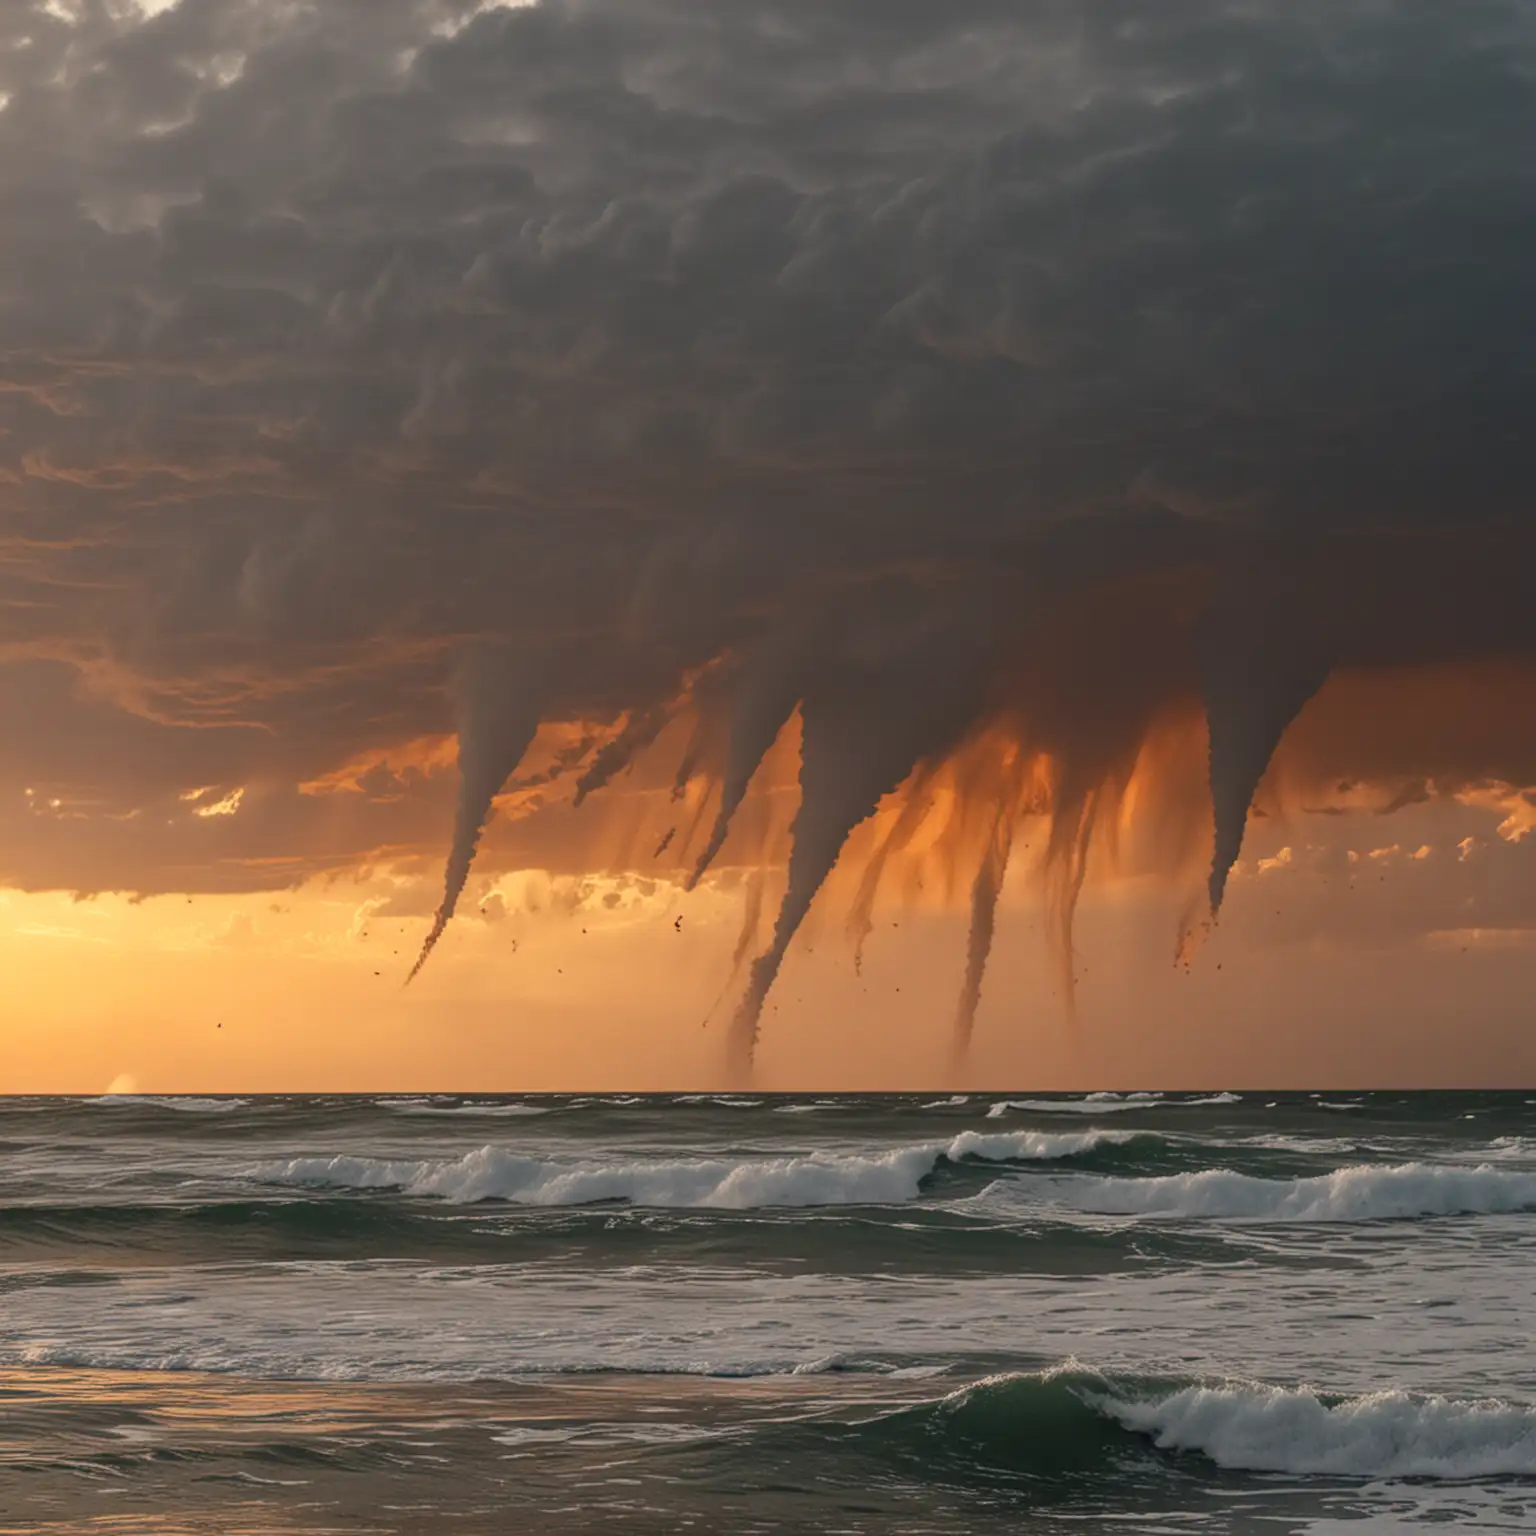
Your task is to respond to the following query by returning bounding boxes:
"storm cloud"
[3,0,1536,1067]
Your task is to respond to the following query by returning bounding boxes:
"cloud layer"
[3,0,1536,1066]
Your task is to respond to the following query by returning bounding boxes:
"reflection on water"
[5,1367,1536,1536]
[2,1093,1535,1533]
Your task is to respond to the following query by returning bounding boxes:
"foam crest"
[258,1146,939,1208]
[1093,1378,1536,1478]
[389,1103,550,1118]
[83,1095,248,1114]
[1062,1162,1536,1221]
[254,1129,1129,1209]
[988,1093,1161,1118]
[948,1129,1132,1163]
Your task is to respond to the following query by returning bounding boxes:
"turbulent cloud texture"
[3,0,1536,1066]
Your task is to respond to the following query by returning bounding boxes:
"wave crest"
[1090,1377,1536,1478]
[252,1129,1133,1209]
[1060,1162,1536,1221]
[82,1095,248,1114]
[988,1093,1162,1118]
[914,1369,1536,1480]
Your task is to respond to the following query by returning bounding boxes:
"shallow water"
[2,1091,1534,1533]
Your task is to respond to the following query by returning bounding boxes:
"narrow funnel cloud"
[726,623,987,1074]
[847,770,937,974]
[573,705,672,806]
[686,639,805,890]
[1202,580,1333,914]
[409,650,542,982]
[951,763,1028,1061]
[726,710,912,1073]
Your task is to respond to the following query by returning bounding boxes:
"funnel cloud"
[2,0,1536,1073]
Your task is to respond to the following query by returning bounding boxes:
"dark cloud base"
[2,1,1534,1071]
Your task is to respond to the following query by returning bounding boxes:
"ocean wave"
[922,1096,971,1109]
[81,1095,249,1114]
[7,1334,943,1382]
[1058,1162,1536,1221]
[251,1129,1133,1209]
[389,1102,550,1118]
[1091,1377,1536,1478]
[492,1422,720,1448]
[908,1370,1536,1480]
[987,1093,1162,1118]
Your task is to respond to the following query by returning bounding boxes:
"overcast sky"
[3,0,1536,1085]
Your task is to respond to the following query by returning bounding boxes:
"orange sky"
[5,0,1536,1092]
[8,696,1536,1092]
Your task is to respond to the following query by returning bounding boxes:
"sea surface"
[1,1091,1534,1534]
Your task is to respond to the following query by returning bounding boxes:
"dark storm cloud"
[3,0,1536,1056]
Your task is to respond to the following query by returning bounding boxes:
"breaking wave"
[988,1093,1163,1118]
[1090,1376,1536,1478]
[1058,1162,1536,1221]
[252,1129,1135,1209]
[901,1370,1536,1480]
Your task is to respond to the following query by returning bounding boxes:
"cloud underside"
[2,0,1536,1063]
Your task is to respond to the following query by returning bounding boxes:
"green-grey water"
[2,1091,1534,1533]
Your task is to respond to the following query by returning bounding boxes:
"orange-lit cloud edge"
[8,655,1536,1094]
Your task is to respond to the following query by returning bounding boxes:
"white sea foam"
[82,1095,248,1113]
[1244,1134,1368,1154]
[1059,1162,1536,1221]
[948,1129,1130,1163]
[988,1092,1162,1118]
[252,1129,1129,1209]
[391,1103,551,1118]
[922,1095,971,1108]
[1183,1092,1242,1106]
[1092,1378,1536,1478]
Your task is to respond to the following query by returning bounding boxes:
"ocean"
[1,1091,1533,1534]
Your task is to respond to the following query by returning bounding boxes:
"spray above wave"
[253,1129,1135,1209]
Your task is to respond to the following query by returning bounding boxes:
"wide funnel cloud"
[3,0,1536,1070]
